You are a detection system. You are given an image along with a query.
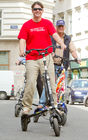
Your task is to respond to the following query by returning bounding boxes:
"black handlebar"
[25,46,79,63]
[17,61,25,65]
[54,55,78,63]
[26,45,54,55]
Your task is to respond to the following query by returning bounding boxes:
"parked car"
[66,79,88,105]
[0,71,14,100]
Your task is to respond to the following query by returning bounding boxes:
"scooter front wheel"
[53,118,60,137]
[21,114,29,131]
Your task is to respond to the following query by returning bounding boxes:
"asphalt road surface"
[0,100,88,140]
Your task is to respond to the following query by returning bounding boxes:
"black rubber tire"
[53,118,60,137]
[15,104,21,117]
[61,113,67,126]
[21,115,28,131]
[84,97,88,107]
[7,96,10,100]
[33,115,39,123]
[0,92,7,100]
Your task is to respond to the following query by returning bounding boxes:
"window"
[0,10,2,36]
[58,12,64,20]
[75,7,81,33]
[72,80,88,88]
[0,51,9,70]
[83,5,88,31]
[67,11,72,34]
[53,14,55,25]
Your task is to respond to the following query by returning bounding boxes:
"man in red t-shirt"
[18,1,66,115]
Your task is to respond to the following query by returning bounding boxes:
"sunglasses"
[57,25,64,28]
[33,8,43,11]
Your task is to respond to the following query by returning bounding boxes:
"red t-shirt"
[18,18,56,60]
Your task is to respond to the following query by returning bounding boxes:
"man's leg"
[64,70,68,102]
[22,60,39,114]
[54,64,61,81]
[38,87,46,107]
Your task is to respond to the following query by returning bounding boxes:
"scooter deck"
[21,108,48,118]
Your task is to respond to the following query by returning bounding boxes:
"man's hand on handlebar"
[52,52,55,58]
[15,60,21,65]
[75,58,81,64]
[15,60,25,65]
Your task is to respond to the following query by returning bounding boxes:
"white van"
[0,71,14,100]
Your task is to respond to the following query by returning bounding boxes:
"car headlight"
[74,91,81,95]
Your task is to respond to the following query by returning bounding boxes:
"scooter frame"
[21,46,63,136]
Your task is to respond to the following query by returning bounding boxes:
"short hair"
[31,1,44,9]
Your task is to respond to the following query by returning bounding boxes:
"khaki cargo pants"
[22,54,57,111]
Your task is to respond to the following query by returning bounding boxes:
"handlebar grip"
[26,50,31,54]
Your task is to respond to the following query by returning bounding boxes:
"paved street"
[0,100,88,140]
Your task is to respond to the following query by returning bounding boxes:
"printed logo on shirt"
[30,27,45,32]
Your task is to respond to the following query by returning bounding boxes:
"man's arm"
[52,32,66,50]
[19,39,26,57]
[71,51,81,64]
[69,41,81,64]
[71,51,78,59]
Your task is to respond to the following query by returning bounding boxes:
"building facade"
[0,0,55,94]
[54,0,88,79]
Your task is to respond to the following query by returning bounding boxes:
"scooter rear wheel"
[53,118,60,136]
[15,104,21,117]
[61,113,67,126]
[33,115,39,123]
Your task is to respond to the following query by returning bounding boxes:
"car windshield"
[71,80,88,88]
